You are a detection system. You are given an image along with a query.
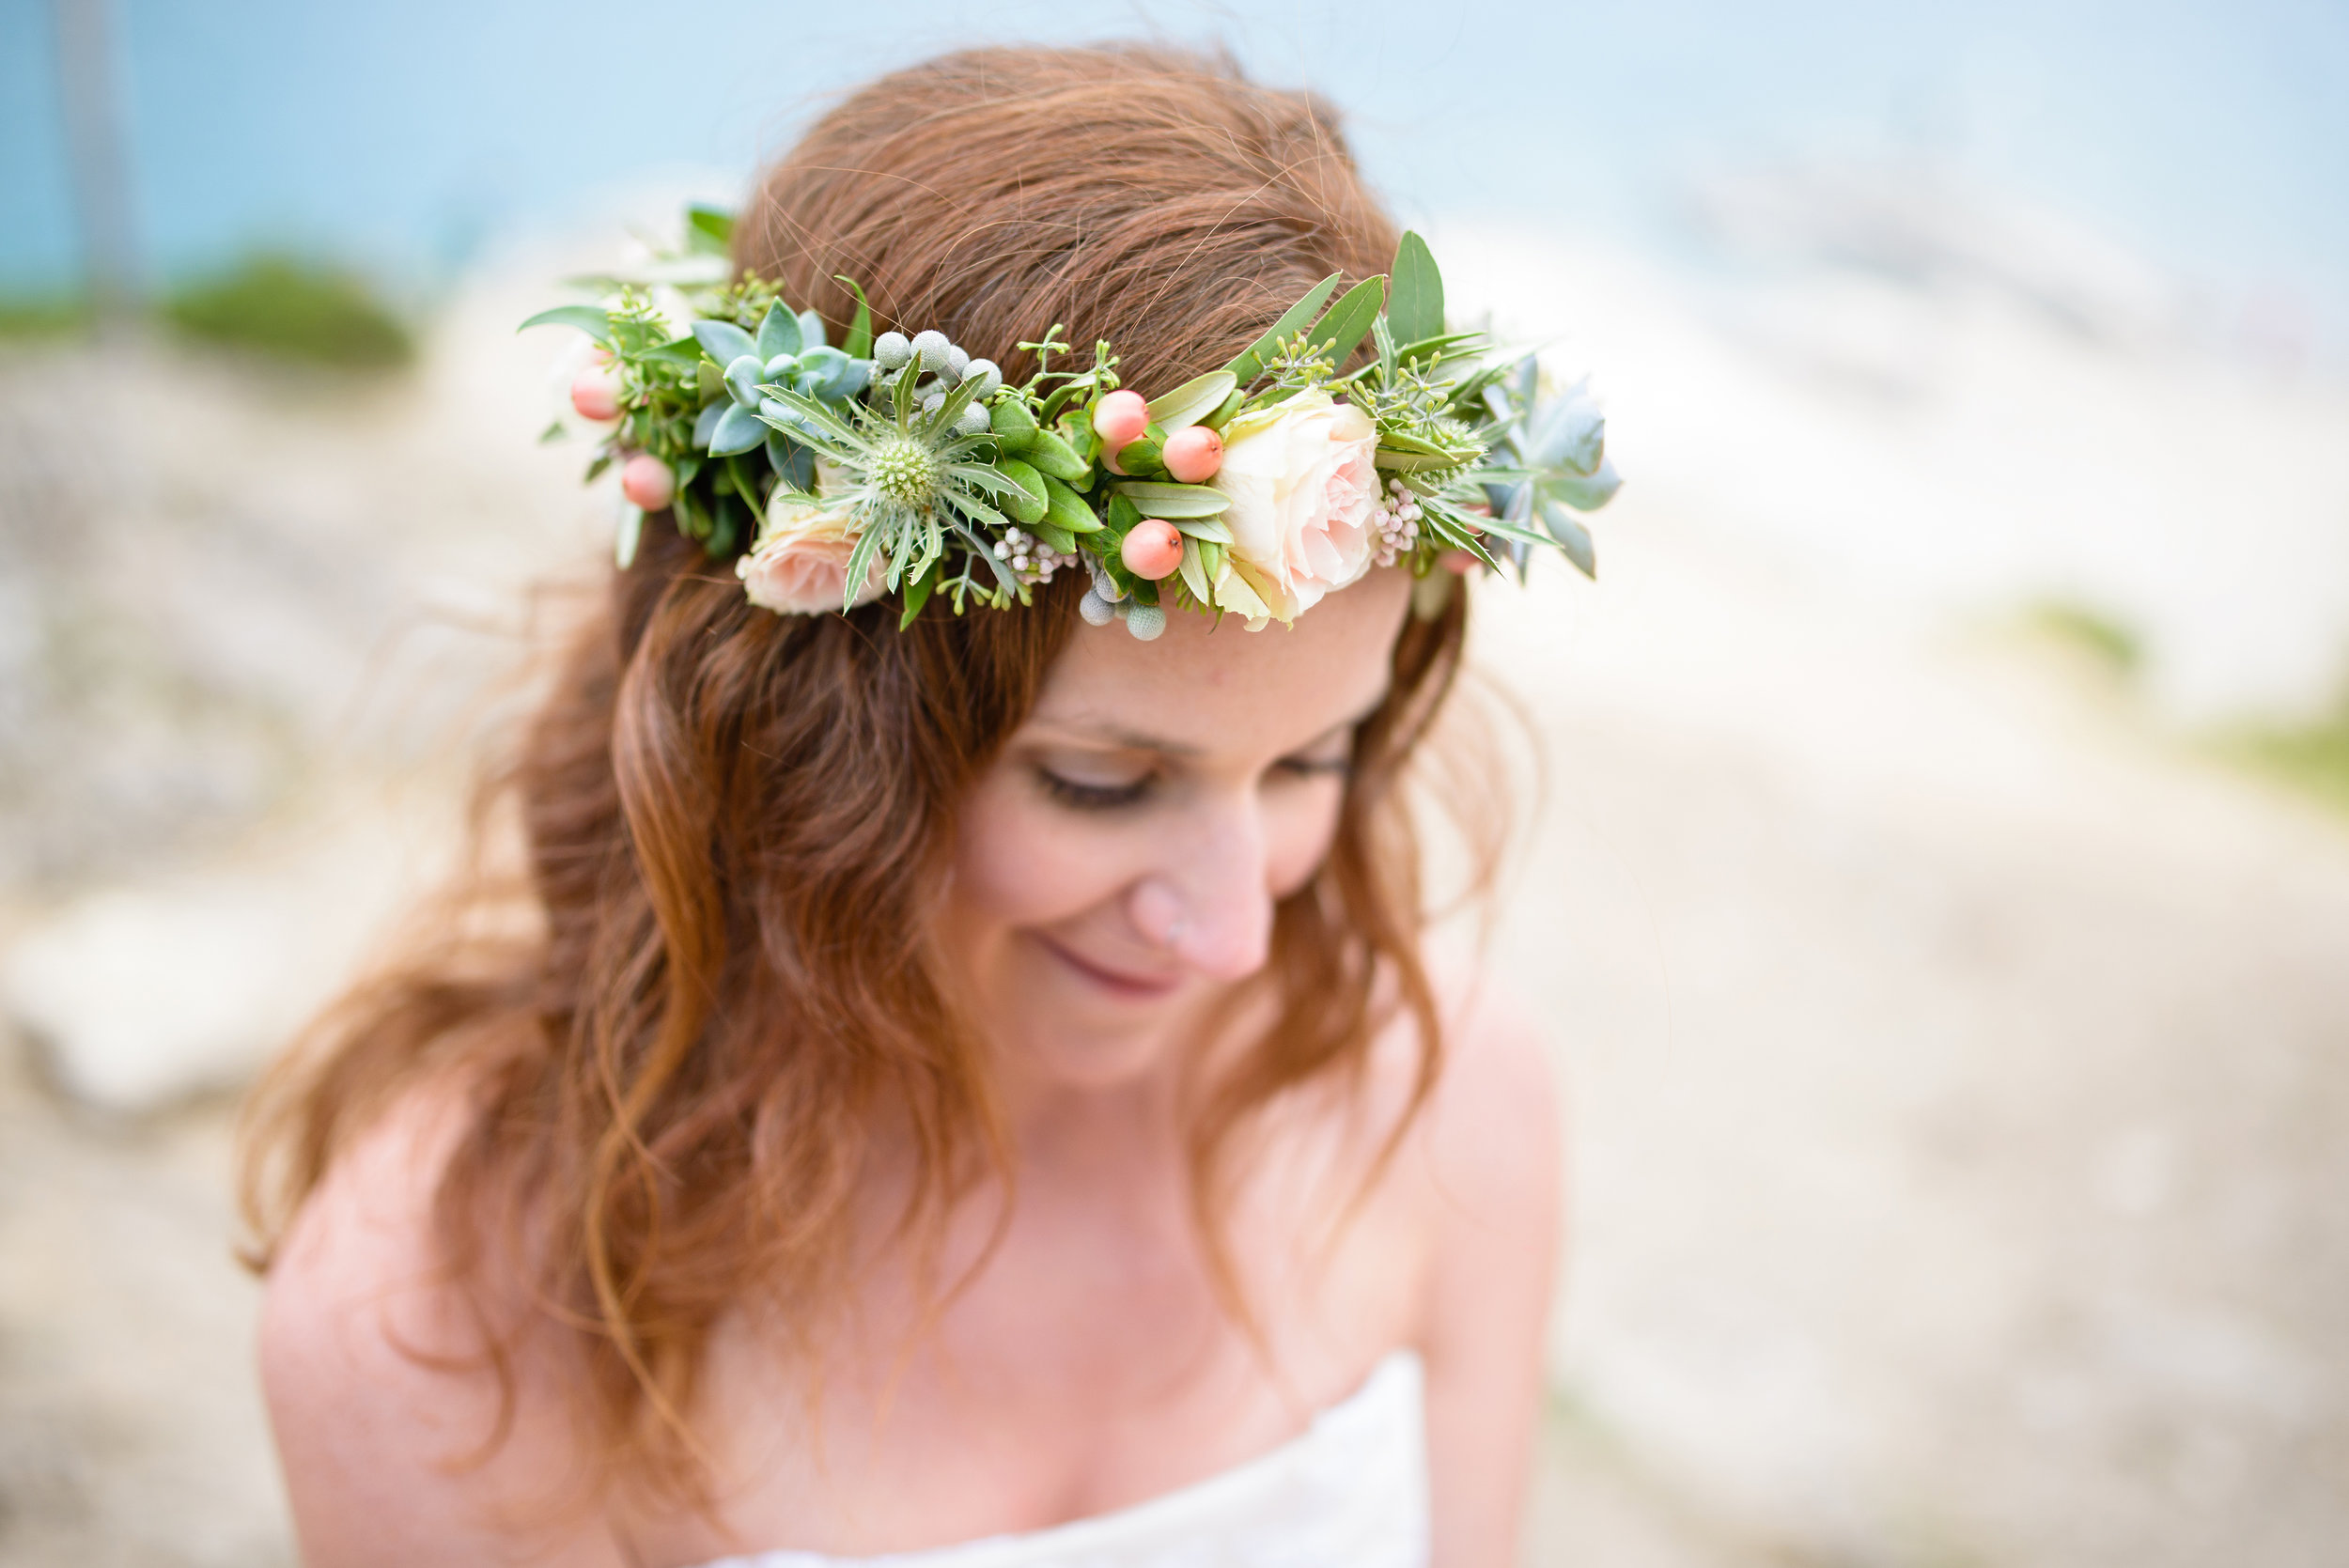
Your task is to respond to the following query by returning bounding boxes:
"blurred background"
[3,0,2346,1563]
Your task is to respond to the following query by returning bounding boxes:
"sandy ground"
[2,237,2345,1564]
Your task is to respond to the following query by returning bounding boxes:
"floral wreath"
[526,206,1620,640]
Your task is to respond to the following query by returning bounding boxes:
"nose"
[1127,801,1275,981]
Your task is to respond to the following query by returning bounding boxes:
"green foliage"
[2229,706,2349,817]
[163,254,413,369]
[0,294,94,340]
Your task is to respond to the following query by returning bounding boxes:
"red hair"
[241,43,1479,1506]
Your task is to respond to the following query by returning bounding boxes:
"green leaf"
[754,303,802,360]
[1374,449,1467,472]
[1042,474,1103,534]
[755,385,861,448]
[995,458,1050,524]
[924,371,987,440]
[892,362,918,428]
[1168,513,1234,545]
[899,558,938,628]
[1540,500,1597,578]
[798,309,827,351]
[1177,536,1211,605]
[843,526,884,613]
[615,504,645,569]
[1223,272,1343,383]
[833,276,873,359]
[644,334,704,369]
[685,204,735,252]
[1540,457,1622,512]
[1114,481,1230,518]
[1033,519,1077,554]
[1387,232,1444,347]
[1023,429,1088,485]
[708,402,767,456]
[519,304,614,347]
[946,516,1019,592]
[1302,275,1387,368]
[692,318,755,365]
[1143,370,1237,431]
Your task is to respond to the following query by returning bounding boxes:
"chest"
[630,1120,1432,1563]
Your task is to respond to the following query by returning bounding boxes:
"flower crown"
[526,206,1620,639]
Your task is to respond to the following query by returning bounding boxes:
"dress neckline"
[692,1348,1427,1568]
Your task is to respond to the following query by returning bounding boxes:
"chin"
[986,929,1197,1090]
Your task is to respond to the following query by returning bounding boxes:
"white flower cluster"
[1373,477,1423,568]
[991,525,1077,585]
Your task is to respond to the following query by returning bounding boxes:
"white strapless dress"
[692,1351,1428,1568]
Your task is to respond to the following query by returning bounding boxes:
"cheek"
[950,773,1127,928]
[1262,781,1347,900]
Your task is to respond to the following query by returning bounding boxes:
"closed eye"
[1036,768,1155,811]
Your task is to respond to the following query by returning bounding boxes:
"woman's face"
[941,567,1416,1094]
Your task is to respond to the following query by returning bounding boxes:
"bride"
[241,42,1594,1568]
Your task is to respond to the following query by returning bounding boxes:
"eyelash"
[1035,756,1351,813]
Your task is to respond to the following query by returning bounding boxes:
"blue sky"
[6,0,2345,343]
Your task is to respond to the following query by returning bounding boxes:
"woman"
[243,43,1592,1568]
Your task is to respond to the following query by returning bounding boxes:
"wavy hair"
[240,42,1480,1506]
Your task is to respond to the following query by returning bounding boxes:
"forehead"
[1024,568,1415,755]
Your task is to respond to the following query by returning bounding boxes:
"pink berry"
[570,367,620,422]
[1120,518,1185,581]
[1161,425,1223,483]
[620,454,676,510]
[1094,389,1149,450]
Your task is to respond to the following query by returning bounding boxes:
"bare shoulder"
[259,1078,618,1567]
[1377,967,1563,1234]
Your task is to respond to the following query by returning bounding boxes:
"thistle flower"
[753,360,1031,610]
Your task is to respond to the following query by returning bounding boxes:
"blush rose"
[1205,389,1381,624]
[737,501,888,614]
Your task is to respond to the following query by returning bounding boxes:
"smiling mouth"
[1032,932,1183,999]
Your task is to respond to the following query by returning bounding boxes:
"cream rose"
[1206,388,1382,624]
[736,499,887,615]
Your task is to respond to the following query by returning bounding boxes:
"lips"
[1032,931,1182,999]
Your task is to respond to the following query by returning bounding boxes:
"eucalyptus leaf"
[1302,275,1387,369]
[1143,370,1237,431]
[1114,481,1231,519]
[1170,512,1234,546]
[1177,536,1211,604]
[1223,272,1342,383]
[1387,232,1444,348]
[519,304,614,347]
[694,318,756,366]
